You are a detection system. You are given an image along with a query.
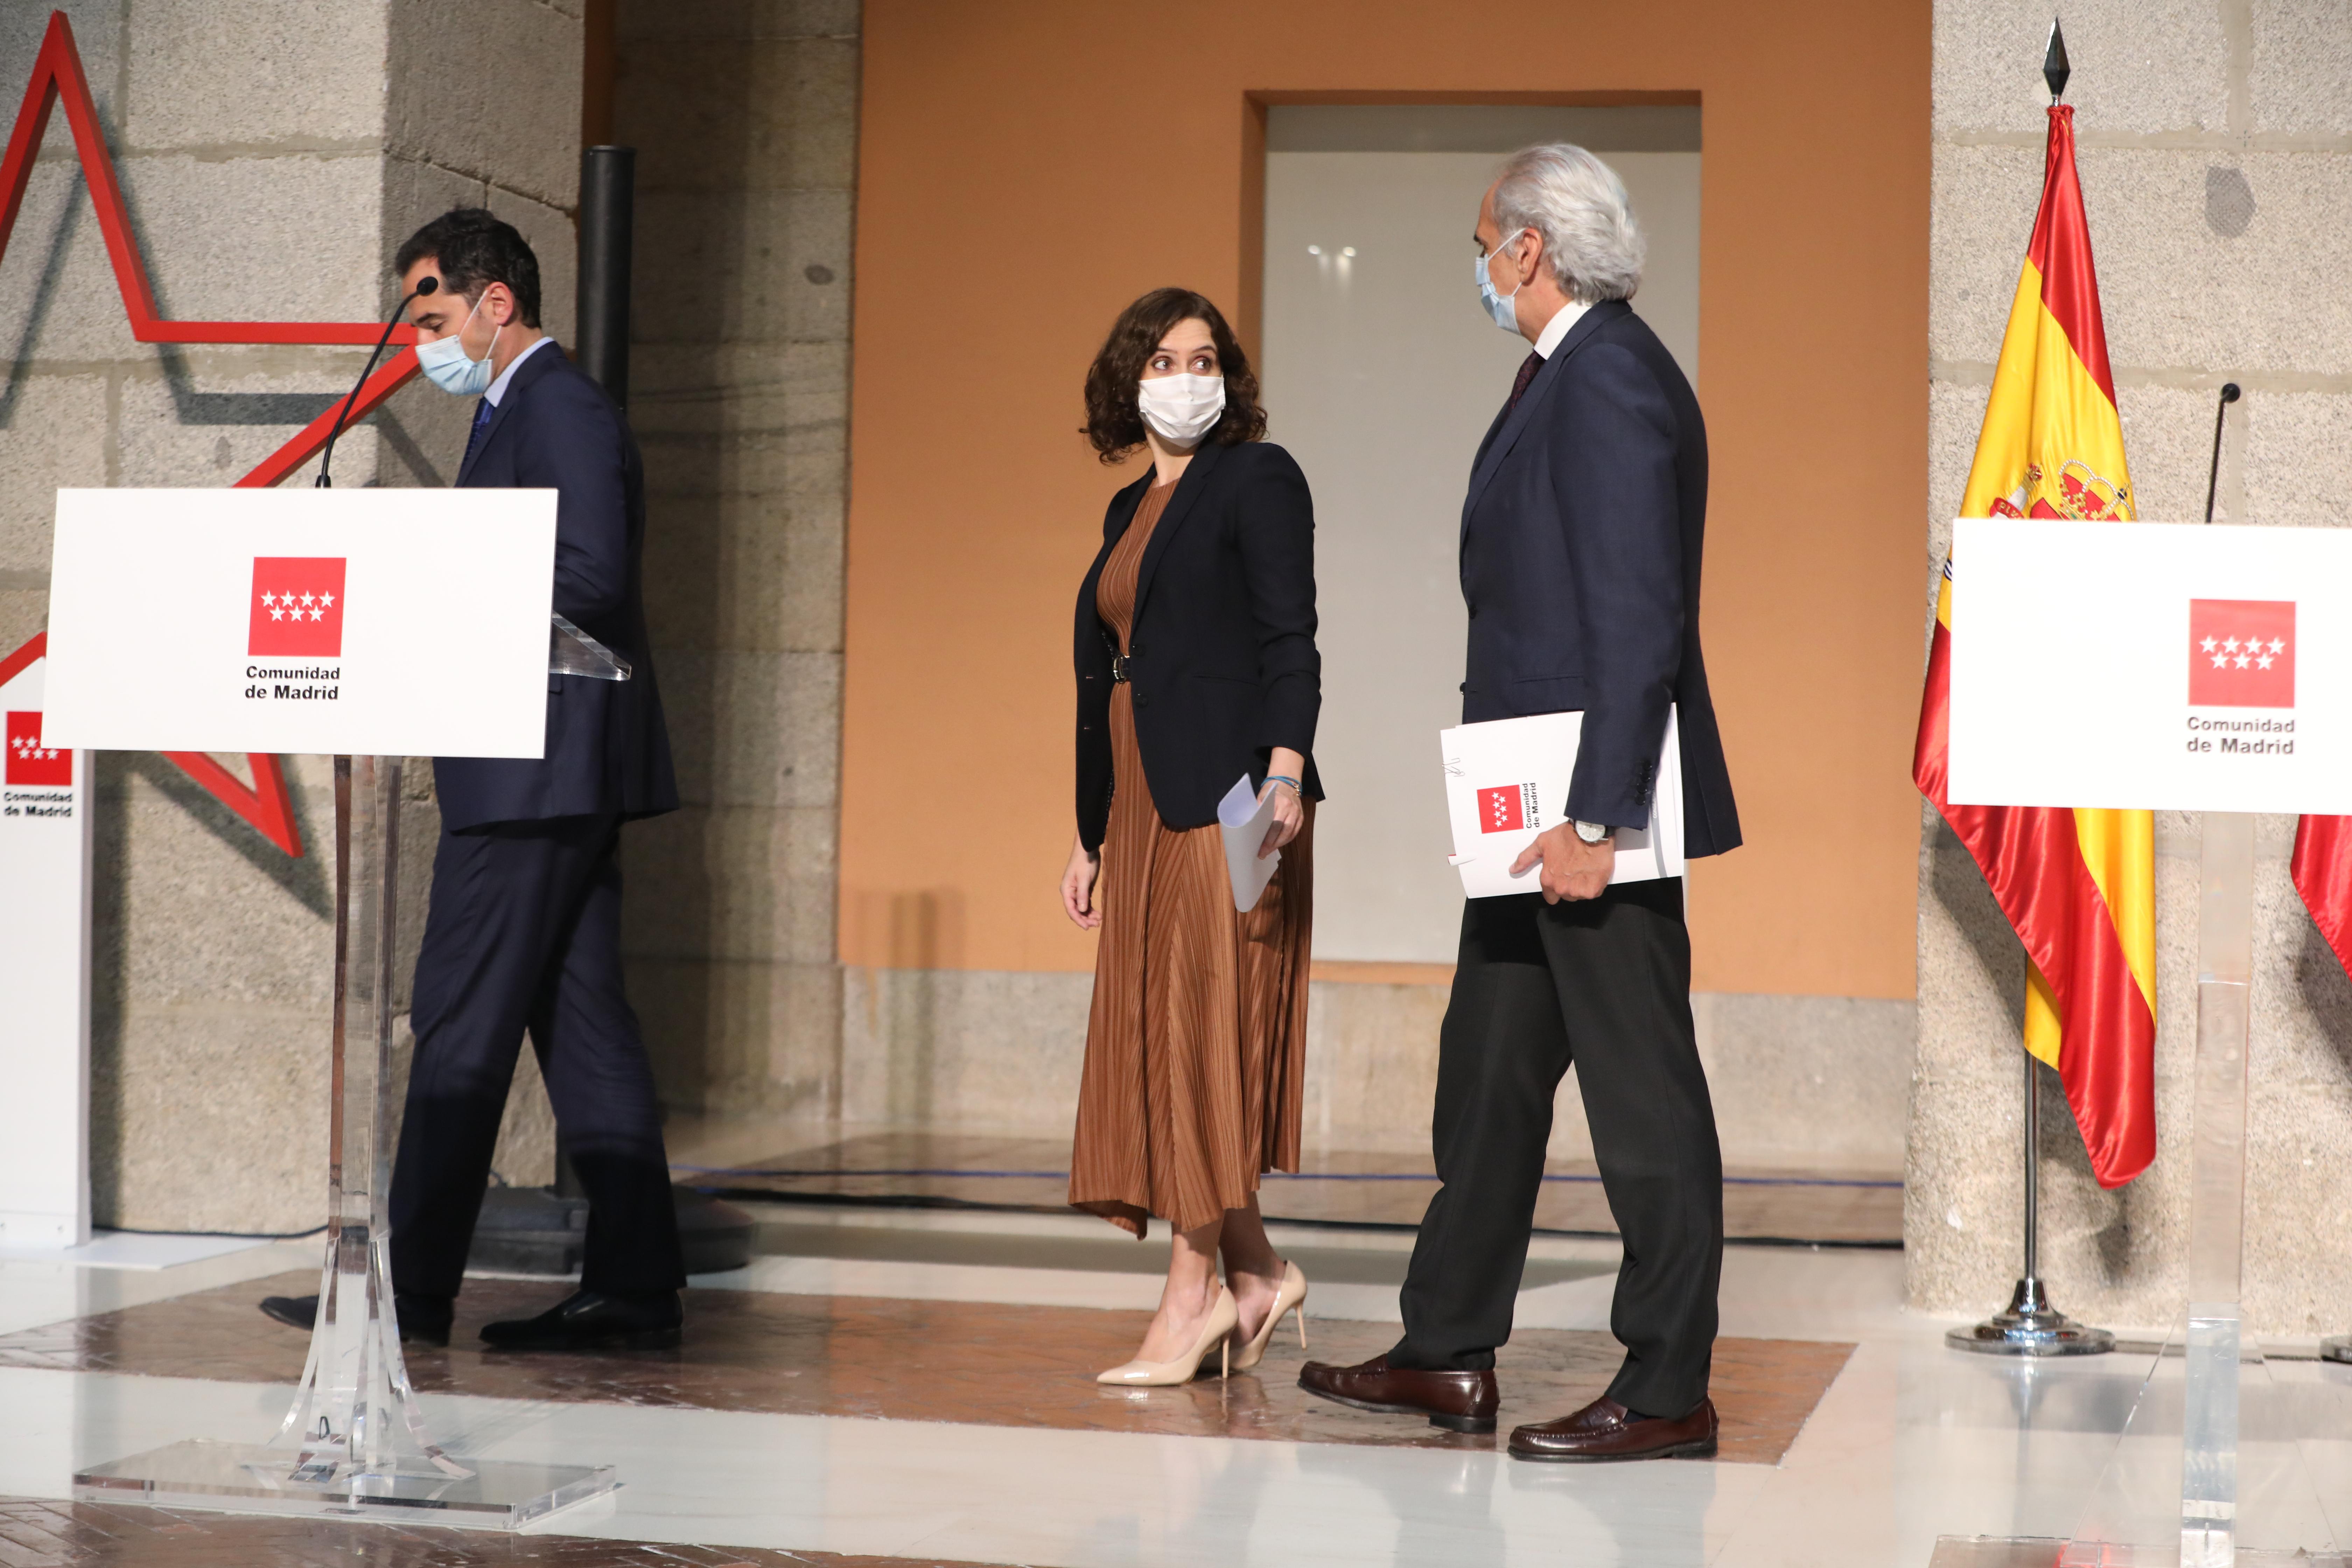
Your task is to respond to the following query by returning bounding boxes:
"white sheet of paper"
[1440,707,1683,898]
[1217,773,1282,912]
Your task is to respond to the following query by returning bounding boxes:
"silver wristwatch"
[1573,819,1613,845]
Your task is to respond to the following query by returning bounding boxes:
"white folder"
[1217,773,1283,912]
[1440,707,1684,898]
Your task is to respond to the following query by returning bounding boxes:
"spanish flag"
[1912,105,2157,1189]
[2293,816,2352,981]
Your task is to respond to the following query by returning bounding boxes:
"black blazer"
[435,342,680,831]
[1073,440,1322,852]
[1459,300,1740,858]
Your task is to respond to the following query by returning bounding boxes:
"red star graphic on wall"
[0,12,431,855]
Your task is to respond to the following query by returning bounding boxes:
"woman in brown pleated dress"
[1060,288,1322,1386]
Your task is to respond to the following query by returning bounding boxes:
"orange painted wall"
[842,0,1930,999]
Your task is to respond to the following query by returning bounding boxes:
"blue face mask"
[1476,230,1529,333]
[415,290,498,396]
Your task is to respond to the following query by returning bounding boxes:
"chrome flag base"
[1947,1275,2117,1356]
[1947,1052,2115,1359]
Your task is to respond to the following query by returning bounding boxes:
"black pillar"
[576,145,635,410]
[559,141,634,1208]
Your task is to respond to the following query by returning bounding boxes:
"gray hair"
[1492,143,1645,304]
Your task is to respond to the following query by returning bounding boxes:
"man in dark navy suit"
[263,210,686,1351]
[1301,147,1740,1460]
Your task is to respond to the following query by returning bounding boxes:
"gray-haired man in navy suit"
[1301,146,1741,1461]
[260,209,685,1352]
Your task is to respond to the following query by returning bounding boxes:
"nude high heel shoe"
[1228,1260,1309,1373]
[1097,1285,1240,1386]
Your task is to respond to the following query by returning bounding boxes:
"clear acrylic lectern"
[72,620,627,1528]
[1942,512,2352,1568]
[2061,815,2346,1567]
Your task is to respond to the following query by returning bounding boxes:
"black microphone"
[315,275,437,489]
[2203,382,2240,524]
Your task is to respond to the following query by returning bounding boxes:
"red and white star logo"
[248,558,347,657]
[2189,600,2294,708]
[6,710,70,786]
[1477,784,1531,834]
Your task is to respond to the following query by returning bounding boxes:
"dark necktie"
[1505,350,1543,416]
[461,398,494,472]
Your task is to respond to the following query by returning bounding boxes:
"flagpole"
[1948,1048,2116,1354]
[1945,19,2118,1357]
[2021,1049,2038,1286]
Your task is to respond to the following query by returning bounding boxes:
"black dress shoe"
[479,1288,682,1351]
[1508,1395,1718,1462]
[1298,1353,1500,1433]
[257,1293,454,1349]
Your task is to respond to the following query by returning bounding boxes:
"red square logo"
[6,711,70,786]
[1478,784,1528,834]
[2190,599,2295,709]
[248,557,346,657]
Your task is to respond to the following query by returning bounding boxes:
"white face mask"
[1137,372,1226,446]
[415,290,499,396]
[1476,229,1530,333]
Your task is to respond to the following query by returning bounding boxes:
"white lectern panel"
[0,647,90,1247]
[1948,517,2352,813]
[41,488,556,757]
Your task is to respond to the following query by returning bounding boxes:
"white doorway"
[1260,106,1701,962]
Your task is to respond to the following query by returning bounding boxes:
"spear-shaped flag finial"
[2044,17,2071,101]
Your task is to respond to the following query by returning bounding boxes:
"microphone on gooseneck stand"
[2203,382,2240,524]
[315,276,437,489]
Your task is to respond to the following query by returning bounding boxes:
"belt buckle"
[1111,653,1129,683]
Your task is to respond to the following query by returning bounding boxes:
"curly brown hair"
[1081,288,1267,463]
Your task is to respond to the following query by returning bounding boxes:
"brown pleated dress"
[1069,478,1315,1239]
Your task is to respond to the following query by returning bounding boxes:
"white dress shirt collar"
[484,334,554,406]
[1531,299,1592,359]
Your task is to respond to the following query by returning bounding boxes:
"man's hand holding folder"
[1510,824,1615,904]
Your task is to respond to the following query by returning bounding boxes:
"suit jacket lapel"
[1466,398,1513,483]
[1133,439,1225,622]
[456,340,563,485]
[1458,302,1624,536]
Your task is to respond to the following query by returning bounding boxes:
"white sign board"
[0,640,91,1247]
[1948,518,2352,813]
[41,488,556,757]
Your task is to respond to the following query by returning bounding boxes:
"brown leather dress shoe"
[1298,1353,1499,1434]
[1508,1395,1718,1462]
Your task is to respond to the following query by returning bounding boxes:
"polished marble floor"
[0,1496,1008,1567]
[0,1270,1849,1464]
[0,1205,2348,1567]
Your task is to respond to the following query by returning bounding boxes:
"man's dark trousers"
[1391,878,1722,1420]
[388,814,685,1300]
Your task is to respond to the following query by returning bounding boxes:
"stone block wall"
[0,0,578,1230]
[611,0,857,1124]
[1913,0,2352,1332]
[842,967,1915,1174]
